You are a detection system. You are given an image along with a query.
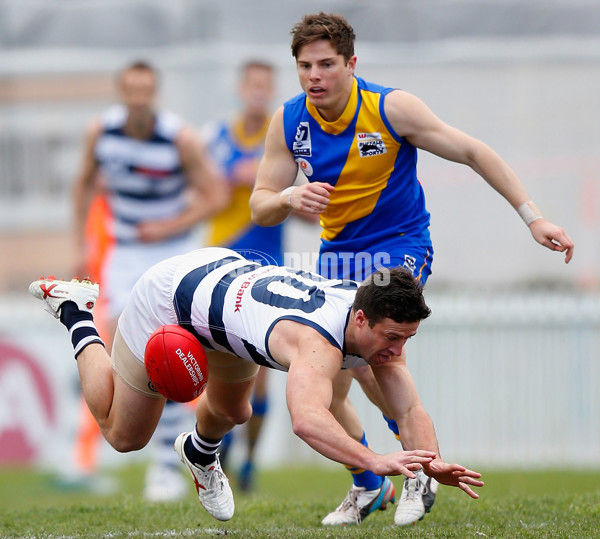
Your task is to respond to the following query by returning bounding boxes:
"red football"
[144,325,208,403]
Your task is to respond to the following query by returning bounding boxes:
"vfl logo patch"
[293,122,312,157]
[357,132,386,157]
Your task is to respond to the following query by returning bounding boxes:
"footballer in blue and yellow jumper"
[283,76,433,284]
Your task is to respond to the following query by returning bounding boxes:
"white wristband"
[517,200,543,226]
[280,186,295,209]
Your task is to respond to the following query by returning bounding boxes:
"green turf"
[1,464,599,538]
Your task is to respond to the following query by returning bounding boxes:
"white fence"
[1,290,598,473]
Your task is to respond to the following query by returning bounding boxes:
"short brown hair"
[290,12,356,63]
[353,268,431,326]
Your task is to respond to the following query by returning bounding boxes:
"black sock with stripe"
[59,301,105,359]
[184,425,223,467]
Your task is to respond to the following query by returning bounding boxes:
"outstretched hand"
[529,219,574,263]
[373,449,437,479]
[423,459,484,499]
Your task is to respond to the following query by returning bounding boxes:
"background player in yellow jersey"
[250,12,574,527]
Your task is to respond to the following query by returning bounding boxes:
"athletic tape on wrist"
[280,186,295,209]
[517,200,543,226]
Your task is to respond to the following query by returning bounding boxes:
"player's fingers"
[400,466,417,479]
[459,482,480,499]
[553,232,574,263]
[301,200,324,213]
[315,181,335,193]
[564,244,574,263]
[410,450,437,457]
[548,239,574,263]
[457,467,482,478]
[458,474,485,486]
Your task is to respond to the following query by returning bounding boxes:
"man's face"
[296,39,355,117]
[239,66,274,116]
[353,311,420,366]
[119,69,156,121]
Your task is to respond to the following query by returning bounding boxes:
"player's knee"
[215,400,253,426]
[106,430,151,453]
[232,401,253,425]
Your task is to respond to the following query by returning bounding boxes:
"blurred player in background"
[71,60,228,500]
[201,60,280,492]
[250,12,574,527]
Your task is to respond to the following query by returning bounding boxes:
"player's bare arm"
[271,321,435,477]
[371,357,440,454]
[385,90,573,263]
[250,107,333,225]
[136,126,229,242]
[371,357,483,498]
[72,118,102,274]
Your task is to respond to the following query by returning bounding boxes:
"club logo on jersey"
[357,132,386,157]
[403,254,417,275]
[296,158,313,177]
[293,122,312,157]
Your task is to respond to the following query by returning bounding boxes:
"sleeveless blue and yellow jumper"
[283,76,433,282]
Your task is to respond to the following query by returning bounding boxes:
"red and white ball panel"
[144,324,208,403]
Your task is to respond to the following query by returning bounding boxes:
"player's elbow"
[289,409,313,441]
[248,192,267,225]
[250,208,269,227]
[249,191,284,227]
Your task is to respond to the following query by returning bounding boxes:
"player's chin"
[370,354,392,366]
[307,91,328,105]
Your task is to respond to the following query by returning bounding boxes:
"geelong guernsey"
[94,104,189,244]
[283,76,431,255]
[119,247,367,372]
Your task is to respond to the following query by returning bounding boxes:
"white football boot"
[394,470,438,526]
[29,277,99,318]
[322,476,395,526]
[174,432,234,521]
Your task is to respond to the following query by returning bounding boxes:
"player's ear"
[347,55,357,75]
[354,308,367,328]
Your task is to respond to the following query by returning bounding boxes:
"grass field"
[1,463,599,538]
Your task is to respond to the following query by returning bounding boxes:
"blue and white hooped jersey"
[283,76,432,255]
[119,248,366,372]
[95,105,189,244]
